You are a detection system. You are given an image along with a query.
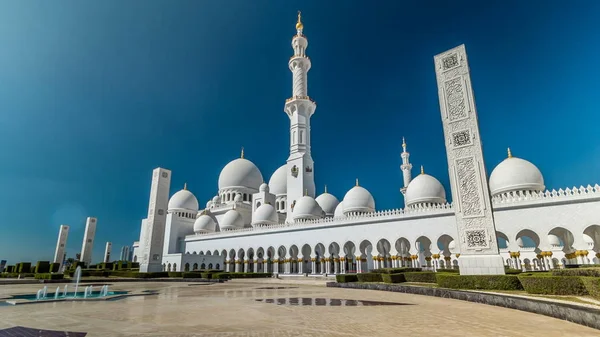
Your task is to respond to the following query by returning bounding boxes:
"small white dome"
[583,234,593,245]
[334,201,345,218]
[547,234,561,246]
[168,188,199,212]
[405,173,446,207]
[516,237,524,248]
[489,153,545,196]
[219,209,244,230]
[212,195,220,204]
[193,214,216,233]
[268,165,287,195]
[293,196,324,221]
[218,158,263,191]
[234,193,243,202]
[259,183,269,192]
[205,200,212,209]
[342,185,375,214]
[251,203,278,226]
[315,192,340,217]
[448,240,456,253]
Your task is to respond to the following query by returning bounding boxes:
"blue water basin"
[11,290,129,301]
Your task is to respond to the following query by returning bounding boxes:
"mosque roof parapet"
[491,184,600,208]
[185,202,454,241]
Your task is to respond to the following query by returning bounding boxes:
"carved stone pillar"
[434,45,504,275]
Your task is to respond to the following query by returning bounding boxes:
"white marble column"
[244,260,249,273]
[235,260,241,273]
[253,260,258,273]
[311,258,316,274]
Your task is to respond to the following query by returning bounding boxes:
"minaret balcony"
[289,55,310,61]
[285,95,316,104]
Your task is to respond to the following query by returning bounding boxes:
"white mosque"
[131,13,600,275]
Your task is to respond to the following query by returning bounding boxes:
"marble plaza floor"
[0,280,598,337]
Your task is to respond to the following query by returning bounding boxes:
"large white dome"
[251,203,278,226]
[405,173,446,207]
[334,201,345,218]
[168,188,199,212]
[268,165,287,195]
[193,214,216,234]
[342,184,375,214]
[219,209,244,230]
[315,192,340,217]
[218,158,263,191]
[489,152,545,196]
[293,196,324,221]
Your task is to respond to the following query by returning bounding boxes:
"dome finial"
[355,178,359,186]
[183,182,187,190]
[402,137,406,151]
[507,147,512,158]
[421,165,424,175]
[324,185,328,193]
[241,147,245,159]
[296,10,304,31]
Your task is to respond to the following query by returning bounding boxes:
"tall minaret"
[285,11,316,220]
[400,137,413,203]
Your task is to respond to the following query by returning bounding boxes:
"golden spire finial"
[355,178,359,187]
[324,185,328,193]
[241,147,245,159]
[296,11,304,30]
[183,182,187,190]
[507,147,512,158]
[421,165,424,175]
[402,137,406,149]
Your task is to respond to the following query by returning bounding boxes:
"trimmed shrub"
[6,266,15,273]
[35,261,51,274]
[200,272,212,279]
[213,273,231,280]
[212,272,272,279]
[17,262,31,274]
[581,277,600,300]
[50,263,60,273]
[552,268,600,277]
[1,272,34,278]
[436,274,523,290]
[336,274,359,283]
[128,272,169,278]
[35,273,64,280]
[180,272,203,278]
[131,262,140,269]
[518,275,588,295]
[168,272,184,278]
[371,268,422,274]
[356,273,382,283]
[382,273,406,283]
[504,269,522,275]
[435,269,460,273]
[404,272,437,283]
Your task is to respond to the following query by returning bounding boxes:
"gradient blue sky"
[1,1,599,265]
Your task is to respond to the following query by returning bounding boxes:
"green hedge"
[168,272,184,278]
[34,273,64,280]
[504,269,522,275]
[436,274,523,290]
[552,268,600,277]
[518,275,588,295]
[435,269,460,273]
[199,272,212,279]
[213,272,272,279]
[356,273,382,282]
[371,268,422,274]
[404,271,437,283]
[382,273,406,283]
[50,263,60,273]
[0,272,35,278]
[17,262,31,274]
[128,272,169,278]
[35,261,50,274]
[336,274,358,283]
[5,266,15,273]
[581,277,600,300]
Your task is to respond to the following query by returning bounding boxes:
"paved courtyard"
[0,280,598,336]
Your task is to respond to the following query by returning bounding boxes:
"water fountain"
[54,287,60,299]
[83,286,92,299]
[100,285,109,297]
[73,266,82,298]
[42,286,48,298]
[36,289,43,301]
[63,285,68,297]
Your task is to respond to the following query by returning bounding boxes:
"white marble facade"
[132,14,600,274]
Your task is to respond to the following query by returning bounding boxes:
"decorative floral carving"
[291,165,298,178]
[452,129,471,147]
[445,77,467,121]
[466,229,487,248]
[442,53,459,70]
[455,157,483,217]
[161,172,168,178]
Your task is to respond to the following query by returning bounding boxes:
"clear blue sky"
[1,1,599,265]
